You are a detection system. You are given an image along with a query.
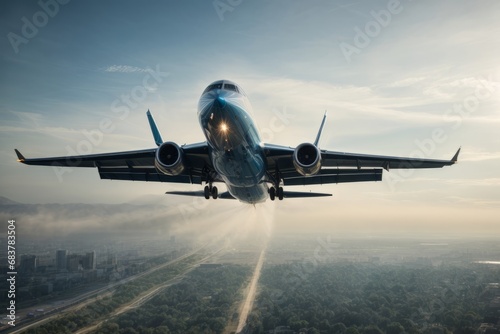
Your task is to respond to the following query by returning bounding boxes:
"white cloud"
[460,149,500,162]
[245,76,451,125]
[403,177,500,187]
[388,76,427,88]
[104,65,151,73]
[422,76,500,101]
[11,111,44,127]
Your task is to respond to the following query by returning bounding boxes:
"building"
[67,254,83,272]
[83,251,96,270]
[56,249,68,271]
[20,255,37,273]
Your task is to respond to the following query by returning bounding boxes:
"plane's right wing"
[15,142,214,185]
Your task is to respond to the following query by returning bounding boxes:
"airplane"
[15,79,460,204]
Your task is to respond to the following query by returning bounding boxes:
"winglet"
[146,110,164,147]
[313,111,327,147]
[14,149,26,162]
[451,147,461,164]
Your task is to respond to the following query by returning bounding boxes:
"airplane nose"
[215,94,226,107]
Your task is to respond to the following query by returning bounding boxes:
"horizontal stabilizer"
[166,190,330,199]
[283,191,332,198]
[166,190,235,199]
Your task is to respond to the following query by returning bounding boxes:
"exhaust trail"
[236,241,267,333]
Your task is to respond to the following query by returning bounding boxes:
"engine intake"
[293,143,322,176]
[155,142,185,176]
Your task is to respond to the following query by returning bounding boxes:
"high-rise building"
[20,255,37,273]
[56,249,68,271]
[83,251,96,270]
[67,254,83,272]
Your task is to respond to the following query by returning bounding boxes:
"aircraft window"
[203,83,223,94]
[224,83,239,93]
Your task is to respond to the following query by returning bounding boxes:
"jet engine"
[155,142,185,176]
[293,143,322,176]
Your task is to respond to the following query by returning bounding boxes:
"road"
[74,247,224,334]
[4,246,209,334]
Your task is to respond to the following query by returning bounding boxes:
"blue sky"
[1,1,499,236]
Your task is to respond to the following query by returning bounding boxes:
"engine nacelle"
[155,142,185,176]
[293,143,322,176]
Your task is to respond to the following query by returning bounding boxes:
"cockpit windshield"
[203,80,245,96]
[223,83,239,93]
[203,83,223,94]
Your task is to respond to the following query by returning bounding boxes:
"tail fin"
[146,110,163,147]
[313,111,327,147]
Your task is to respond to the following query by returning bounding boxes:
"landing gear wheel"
[204,186,210,199]
[278,187,284,200]
[269,186,276,201]
[211,186,218,199]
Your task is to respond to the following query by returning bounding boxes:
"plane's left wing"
[321,148,460,170]
[263,143,459,184]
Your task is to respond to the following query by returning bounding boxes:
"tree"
[346,327,360,334]
[153,326,170,334]
[362,325,383,334]
[386,322,405,334]
[331,323,347,334]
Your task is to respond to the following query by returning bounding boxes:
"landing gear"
[269,186,283,201]
[204,184,218,200]
[268,167,284,201]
